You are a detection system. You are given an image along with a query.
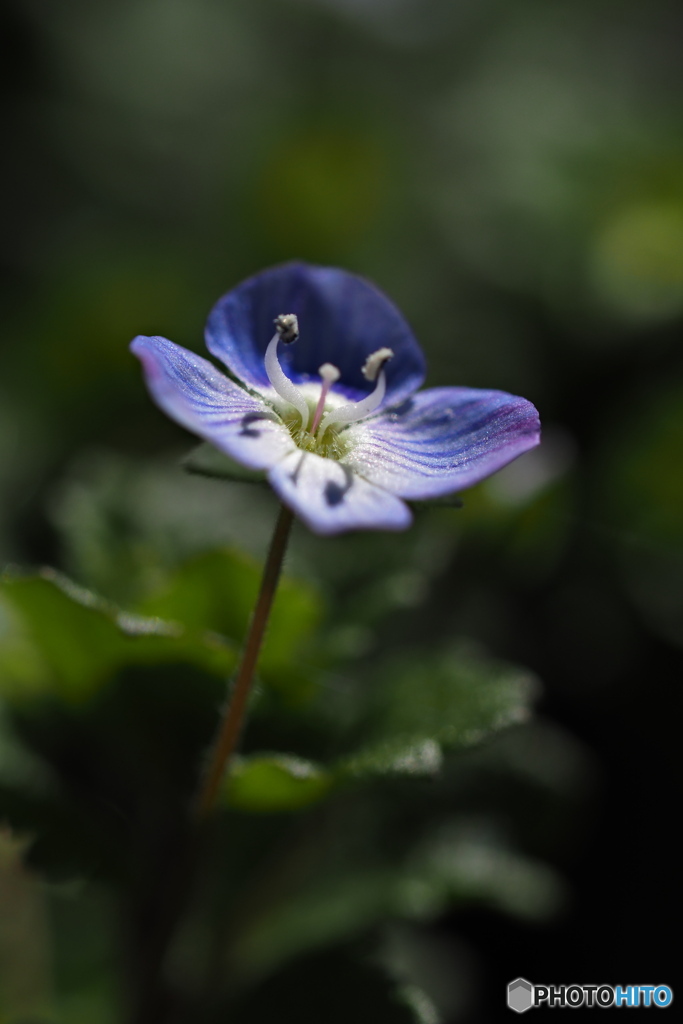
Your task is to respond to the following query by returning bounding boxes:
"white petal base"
[268,450,412,536]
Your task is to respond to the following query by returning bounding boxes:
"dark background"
[1,0,681,1020]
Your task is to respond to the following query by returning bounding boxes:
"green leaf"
[224,754,333,812]
[50,451,279,607]
[0,569,235,704]
[407,820,564,922]
[233,870,406,981]
[340,738,444,780]
[217,643,536,813]
[182,442,267,483]
[215,739,443,817]
[141,548,322,699]
[232,817,560,983]
[347,643,537,778]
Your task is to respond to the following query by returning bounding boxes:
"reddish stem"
[194,503,294,819]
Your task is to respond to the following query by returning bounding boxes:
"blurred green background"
[0,1,681,1022]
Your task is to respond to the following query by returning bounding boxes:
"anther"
[362,347,394,382]
[274,313,299,344]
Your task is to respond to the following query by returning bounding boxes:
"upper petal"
[205,262,426,410]
[342,387,541,499]
[131,335,295,470]
[268,450,412,536]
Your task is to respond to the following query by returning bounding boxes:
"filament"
[264,328,310,430]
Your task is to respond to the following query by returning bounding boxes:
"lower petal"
[268,451,412,535]
[342,387,541,499]
[131,335,295,470]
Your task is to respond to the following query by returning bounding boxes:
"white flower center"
[265,314,394,457]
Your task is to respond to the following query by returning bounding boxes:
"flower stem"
[194,503,294,820]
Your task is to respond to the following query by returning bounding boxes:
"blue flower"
[131,262,541,535]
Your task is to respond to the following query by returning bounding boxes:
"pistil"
[311,363,341,434]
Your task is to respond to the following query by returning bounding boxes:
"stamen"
[265,313,310,429]
[316,348,394,437]
[311,363,341,434]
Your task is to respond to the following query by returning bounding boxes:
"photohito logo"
[507,979,674,1012]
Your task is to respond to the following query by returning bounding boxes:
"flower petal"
[342,387,541,499]
[131,335,295,470]
[205,262,426,409]
[268,451,412,535]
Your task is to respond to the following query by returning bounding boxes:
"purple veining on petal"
[342,387,541,499]
[132,262,543,536]
[268,449,413,535]
[205,262,426,410]
[131,335,296,471]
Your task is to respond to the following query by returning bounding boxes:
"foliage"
[0,453,575,1021]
